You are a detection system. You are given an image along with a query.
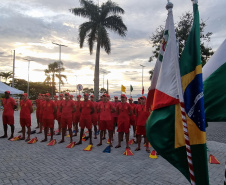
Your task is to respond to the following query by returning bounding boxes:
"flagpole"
[168,1,196,184]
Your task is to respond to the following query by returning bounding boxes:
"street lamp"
[140,64,146,95]
[52,42,67,93]
[24,59,32,97]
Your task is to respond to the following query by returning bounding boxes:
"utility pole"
[24,59,32,97]
[140,64,146,95]
[52,42,67,93]
[12,50,15,88]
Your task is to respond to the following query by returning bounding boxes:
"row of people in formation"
[1,91,151,152]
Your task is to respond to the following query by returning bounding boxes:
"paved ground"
[0,111,225,185]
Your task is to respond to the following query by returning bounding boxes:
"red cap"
[90,95,94,98]
[45,93,51,97]
[121,94,126,98]
[5,91,10,94]
[140,96,146,100]
[138,97,141,100]
[114,96,118,99]
[129,98,133,101]
[59,94,64,97]
[65,93,70,96]
[103,94,108,97]
[84,93,89,96]
[22,93,28,97]
[54,95,58,98]
[70,95,73,98]
[77,95,81,98]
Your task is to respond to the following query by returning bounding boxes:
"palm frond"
[98,26,111,54]
[87,27,97,54]
[100,1,124,20]
[104,15,127,36]
[79,22,95,48]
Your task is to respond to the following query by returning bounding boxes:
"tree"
[100,88,107,94]
[71,0,127,101]
[0,72,13,83]
[149,12,214,72]
[44,61,67,97]
[82,87,94,94]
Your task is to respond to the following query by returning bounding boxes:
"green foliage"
[82,87,94,94]
[0,71,13,82]
[9,79,53,100]
[150,12,214,67]
[100,87,107,94]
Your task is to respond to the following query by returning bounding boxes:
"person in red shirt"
[59,93,76,143]
[129,97,136,137]
[41,93,57,142]
[70,95,73,100]
[73,95,81,136]
[20,93,33,141]
[112,96,119,134]
[90,95,98,139]
[54,95,58,120]
[97,94,114,146]
[115,94,132,149]
[56,94,64,135]
[76,93,94,145]
[0,91,17,140]
[35,94,41,129]
[37,94,45,134]
[135,96,150,152]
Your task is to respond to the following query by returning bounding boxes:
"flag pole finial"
[166,1,173,10]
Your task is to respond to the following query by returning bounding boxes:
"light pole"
[12,50,15,88]
[140,64,145,95]
[52,42,67,93]
[24,59,32,97]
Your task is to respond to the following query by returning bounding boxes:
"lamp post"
[52,42,67,93]
[24,59,32,97]
[140,64,145,95]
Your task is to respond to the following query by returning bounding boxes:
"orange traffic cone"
[47,139,56,146]
[123,148,134,156]
[209,154,220,164]
[27,137,38,144]
[149,150,158,159]
[66,142,76,148]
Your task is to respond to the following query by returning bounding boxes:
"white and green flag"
[203,39,226,122]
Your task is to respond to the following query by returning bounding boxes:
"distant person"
[20,93,33,141]
[35,94,41,129]
[90,95,98,139]
[41,93,57,142]
[56,94,64,135]
[129,98,136,137]
[0,91,17,140]
[115,94,132,149]
[135,96,150,153]
[73,95,81,136]
[76,93,94,145]
[112,96,119,134]
[59,93,76,143]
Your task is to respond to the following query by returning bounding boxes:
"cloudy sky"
[0,0,226,98]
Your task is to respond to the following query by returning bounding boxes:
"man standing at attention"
[20,93,33,141]
[97,94,114,147]
[41,93,57,142]
[0,91,17,140]
[115,94,132,149]
[59,93,76,143]
[73,95,81,136]
[76,93,94,145]
[129,97,136,137]
[35,94,41,129]
[90,95,98,139]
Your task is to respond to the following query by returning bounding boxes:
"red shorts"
[2,115,14,125]
[92,114,98,126]
[117,120,130,133]
[99,120,113,131]
[73,115,80,124]
[136,125,146,136]
[79,116,92,130]
[20,118,31,127]
[112,117,118,124]
[61,117,73,129]
[43,119,54,128]
[39,114,43,123]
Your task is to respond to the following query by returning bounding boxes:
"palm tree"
[44,62,67,96]
[71,0,127,100]
[0,72,13,83]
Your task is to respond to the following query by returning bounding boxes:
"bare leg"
[94,125,97,139]
[58,128,66,143]
[115,132,122,148]
[75,128,83,145]
[144,136,150,153]
[109,130,113,147]
[50,128,54,141]
[125,133,129,148]
[97,130,103,146]
[88,129,92,145]
[135,135,141,151]
[69,128,73,143]
[0,124,8,138]
[21,126,25,140]
[41,127,48,142]
[26,127,31,141]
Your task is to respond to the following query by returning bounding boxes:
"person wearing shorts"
[1,91,17,140]
[20,93,33,141]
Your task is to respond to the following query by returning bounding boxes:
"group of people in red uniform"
[1,90,151,152]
